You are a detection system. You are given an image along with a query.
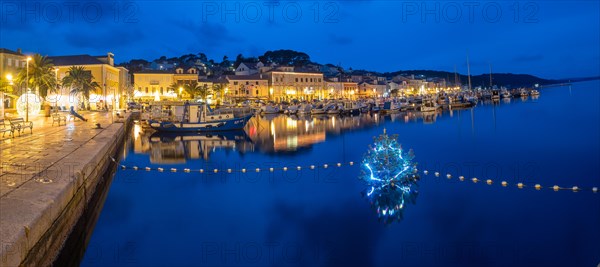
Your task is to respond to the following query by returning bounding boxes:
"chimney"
[17,48,22,54]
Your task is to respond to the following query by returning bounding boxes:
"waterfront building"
[235,62,264,76]
[132,67,198,101]
[264,66,325,101]
[50,53,126,110]
[0,48,26,114]
[226,74,269,100]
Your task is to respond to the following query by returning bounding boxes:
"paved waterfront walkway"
[0,110,128,266]
[0,111,121,197]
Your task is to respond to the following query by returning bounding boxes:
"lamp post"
[25,56,32,122]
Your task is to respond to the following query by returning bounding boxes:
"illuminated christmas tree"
[360,129,419,224]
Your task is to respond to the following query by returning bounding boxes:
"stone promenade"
[0,111,130,266]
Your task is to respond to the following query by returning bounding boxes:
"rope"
[108,157,598,193]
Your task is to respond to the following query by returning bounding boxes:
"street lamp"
[26,56,32,122]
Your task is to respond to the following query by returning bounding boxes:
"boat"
[530,89,540,96]
[298,103,313,114]
[326,103,343,114]
[381,100,400,113]
[501,90,511,99]
[285,104,299,115]
[342,101,361,115]
[148,102,254,132]
[260,103,280,114]
[311,103,328,115]
[420,100,441,112]
[491,90,500,101]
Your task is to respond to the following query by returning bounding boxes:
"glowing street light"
[25,56,32,122]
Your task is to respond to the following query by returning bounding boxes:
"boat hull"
[149,114,253,132]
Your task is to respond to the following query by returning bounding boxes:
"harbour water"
[81,81,599,267]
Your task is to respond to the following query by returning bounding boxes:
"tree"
[220,55,231,68]
[261,50,311,66]
[184,81,211,102]
[212,83,224,104]
[15,54,57,98]
[62,66,100,110]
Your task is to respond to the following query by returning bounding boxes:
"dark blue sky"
[1,0,598,79]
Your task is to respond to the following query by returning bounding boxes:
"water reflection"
[130,95,541,160]
[133,129,253,163]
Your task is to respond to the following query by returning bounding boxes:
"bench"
[9,118,33,136]
[52,113,67,126]
[0,119,13,138]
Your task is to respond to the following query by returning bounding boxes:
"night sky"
[1,0,598,79]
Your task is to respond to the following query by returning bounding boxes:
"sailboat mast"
[454,65,459,87]
[466,50,472,91]
[489,63,493,88]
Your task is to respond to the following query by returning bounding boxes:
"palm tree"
[62,66,100,110]
[16,54,57,98]
[184,81,211,102]
[212,83,224,104]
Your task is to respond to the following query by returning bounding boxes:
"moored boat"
[148,102,254,132]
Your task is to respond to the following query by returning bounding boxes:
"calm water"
[81,81,600,267]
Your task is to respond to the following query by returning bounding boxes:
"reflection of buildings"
[131,126,253,163]
[248,114,381,153]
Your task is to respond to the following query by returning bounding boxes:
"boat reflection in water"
[247,113,383,153]
[143,130,254,163]
[131,94,539,160]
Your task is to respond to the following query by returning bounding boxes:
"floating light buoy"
[200,169,204,173]
[534,184,541,190]
[424,170,429,175]
[435,172,440,177]
[170,168,177,172]
[459,176,465,181]
[572,186,579,192]
[446,174,452,179]
[242,169,246,173]
[256,168,260,172]
[184,168,190,173]
[145,167,151,171]
[283,167,288,171]
[297,166,301,170]
[486,179,492,185]
[501,181,508,187]
[517,183,524,189]
[553,185,560,191]
[121,165,126,170]
[157,168,164,172]
[227,169,232,173]
[133,166,139,171]
[472,178,479,183]
[593,187,598,193]
[349,161,354,166]
[310,165,315,170]
[337,163,342,167]
[324,164,328,168]
[213,169,218,173]
[269,167,274,172]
